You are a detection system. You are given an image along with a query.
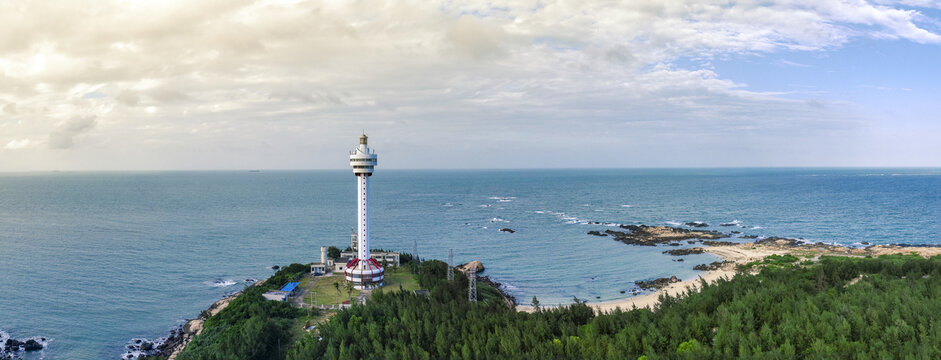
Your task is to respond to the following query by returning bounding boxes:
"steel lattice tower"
[447,249,454,281]
[468,267,477,303]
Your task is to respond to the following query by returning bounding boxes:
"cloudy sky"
[1,0,940,170]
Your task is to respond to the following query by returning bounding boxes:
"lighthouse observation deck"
[350,134,377,176]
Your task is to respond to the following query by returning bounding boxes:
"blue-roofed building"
[281,282,300,294]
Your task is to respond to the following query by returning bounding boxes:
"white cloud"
[0,0,938,168]
[4,138,33,150]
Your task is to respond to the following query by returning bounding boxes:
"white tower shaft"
[345,133,383,289]
[357,173,369,261]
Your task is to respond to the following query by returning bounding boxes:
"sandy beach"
[518,242,941,314]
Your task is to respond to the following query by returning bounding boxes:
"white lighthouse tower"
[344,134,384,289]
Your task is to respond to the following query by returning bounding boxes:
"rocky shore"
[132,279,267,360]
[519,230,941,315]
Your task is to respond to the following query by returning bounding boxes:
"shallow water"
[0,168,939,358]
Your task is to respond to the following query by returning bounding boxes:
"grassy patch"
[476,281,506,304]
[373,266,421,294]
[738,254,800,271]
[303,274,361,306]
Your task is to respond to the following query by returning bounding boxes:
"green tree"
[327,246,341,259]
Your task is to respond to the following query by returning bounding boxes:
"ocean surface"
[1,168,939,359]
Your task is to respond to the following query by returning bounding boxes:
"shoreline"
[517,242,941,314]
[142,278,268,360]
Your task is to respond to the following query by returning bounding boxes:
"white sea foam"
[210,279,237,287]
[534,210,545,214]
[665,221,682,226]
[750,226,762,230]
[442,203,454,207]
[479,204,492,208]
[620,204,633,208]
[489,217,509,223]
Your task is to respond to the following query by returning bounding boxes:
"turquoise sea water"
[1,168,939,359]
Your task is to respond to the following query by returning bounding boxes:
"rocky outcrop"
[602,225,728,246]
[499,228,515,233]
[587,230,607,237]
[693,261,732,271]
[456,260,485,273]
[22,340,41,352]
[702,240,737,246]
[635,276,681,290]
[663,247,705,256]
[755,237,802,247]
[685,222,709,227]
[3,336,45,354]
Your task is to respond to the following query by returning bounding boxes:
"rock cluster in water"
[601,225,728,246]
[635,276,681,290]
[499,228,515,233]
[2,336,45,360]
[663,247,705,256]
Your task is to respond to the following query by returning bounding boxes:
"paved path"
[292,275,317,308]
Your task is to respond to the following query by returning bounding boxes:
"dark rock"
[587,230,607,237]
[663,247,704,256]
[620,290,625,294]
[702,240,737,246]
[635,276,681,290]
[604,225,728,246]
[23,339,42,351]
[141,341,153,351]
[685,222,709,227]
[135,339,142,344]
[755,237,801,247]
[861,242,870,245]
[740,235,758,239]
[672,258,684,262]
[271,265,280,270]
[668,242,680,246]
[720,222,737,227]
[694,261,732,271]
[687,240,697,244]
[499,228,515,233]
[731,231,741,234]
